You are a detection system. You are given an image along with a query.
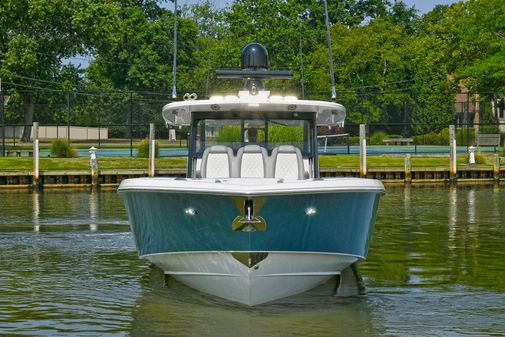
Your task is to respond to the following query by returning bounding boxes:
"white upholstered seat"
[200,145,234,178]
[270,145,305,180]
[236,145,268,178]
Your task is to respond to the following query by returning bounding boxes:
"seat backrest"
[270,145,304,180]
[236,145,268,178]
[200,145,234,178]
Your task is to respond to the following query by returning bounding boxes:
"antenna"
[171,0,178,99]
[299,25,305,100]
[216,43,292,95]
[324,0,336,100]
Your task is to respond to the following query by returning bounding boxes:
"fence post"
[33,122,39,187]
[359,124,367,177]
[494,155,500,181]
[404,154,412,183]
[449,125,457,181]
[148,123,155,177]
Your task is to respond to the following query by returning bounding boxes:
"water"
[0,186,504,336]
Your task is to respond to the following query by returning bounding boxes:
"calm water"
[0,186,504,337]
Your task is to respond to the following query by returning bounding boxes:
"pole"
[67,92,71,142]
[130,92,133,157]
[449,125,457,181]
[148,123,155,177]
[323,0,336,100]
[359,124,367,177]
[299,25,305,100]
[1,78,5,157]
[404,154,412,183]
[474,93,480,143]
[171,0,178,99]
[466,92,470,149]
[33,122,39,187]
[494,155,500,181]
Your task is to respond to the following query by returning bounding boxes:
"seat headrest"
[241,145,264,153]
[276,145,298,153]
[206,145,231,153]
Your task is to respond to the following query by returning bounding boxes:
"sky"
[174,0,462,14]
[400,0,462,13]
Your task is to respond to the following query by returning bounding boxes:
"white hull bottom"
[145,252,359,305]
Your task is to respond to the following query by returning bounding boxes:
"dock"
[1,123,503,188]
[1,165,504,188]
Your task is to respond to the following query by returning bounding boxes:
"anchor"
[232,197,267,232]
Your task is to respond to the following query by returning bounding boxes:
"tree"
[0,0,89,140]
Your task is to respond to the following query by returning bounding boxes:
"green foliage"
[370,131,387,145]
[268,125,303,143]
[348,136,360,145]
[414,132,444,145]
[1,0,505,133]
[215,125,242,142]
[50,139,76,158]
[137,139,159,158]
[464,153,487,165]
[479,125,500,134]
[413,128,479,146]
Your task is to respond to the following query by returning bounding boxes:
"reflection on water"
[1,187,505,336]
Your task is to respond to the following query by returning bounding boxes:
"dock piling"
[494,155,500,181]
[449,125,457,181]
[359,124,367,177]
[33,122,39,187]
[404,154,412,183]
[148,123,155,177]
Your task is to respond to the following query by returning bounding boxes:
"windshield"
[193,118,313,156]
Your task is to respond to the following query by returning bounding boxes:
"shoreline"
[1,166,503,188]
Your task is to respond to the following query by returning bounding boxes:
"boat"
[119,43,384,306]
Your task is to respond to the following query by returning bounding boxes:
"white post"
[404,154,412,183]
[449,125,457,180]
[148,123,155,177]
[359,124,367,177]
[33,122,39,186]
[468,145,476,165]
[494,155,500,181]
[89,146,99,186]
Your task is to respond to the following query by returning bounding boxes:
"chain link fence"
[1,89,504,157]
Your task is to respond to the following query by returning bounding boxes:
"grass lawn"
[0,153,500,171]
[319,154,497,168]
[0,157,188,170]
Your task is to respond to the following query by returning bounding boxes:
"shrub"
[268,125,303,143]
[369,131,387,145]
[137,138,159,158]
[347,136,360,145]
[464,153,487,165]
[416,132,442,145]
[215,125,242,142]
[50,139,76,158]
[480,125,500,134]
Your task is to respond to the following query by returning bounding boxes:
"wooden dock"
[1,122,503,188]
[1,166,504,188]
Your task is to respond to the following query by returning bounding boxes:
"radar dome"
[241,43,268,70]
